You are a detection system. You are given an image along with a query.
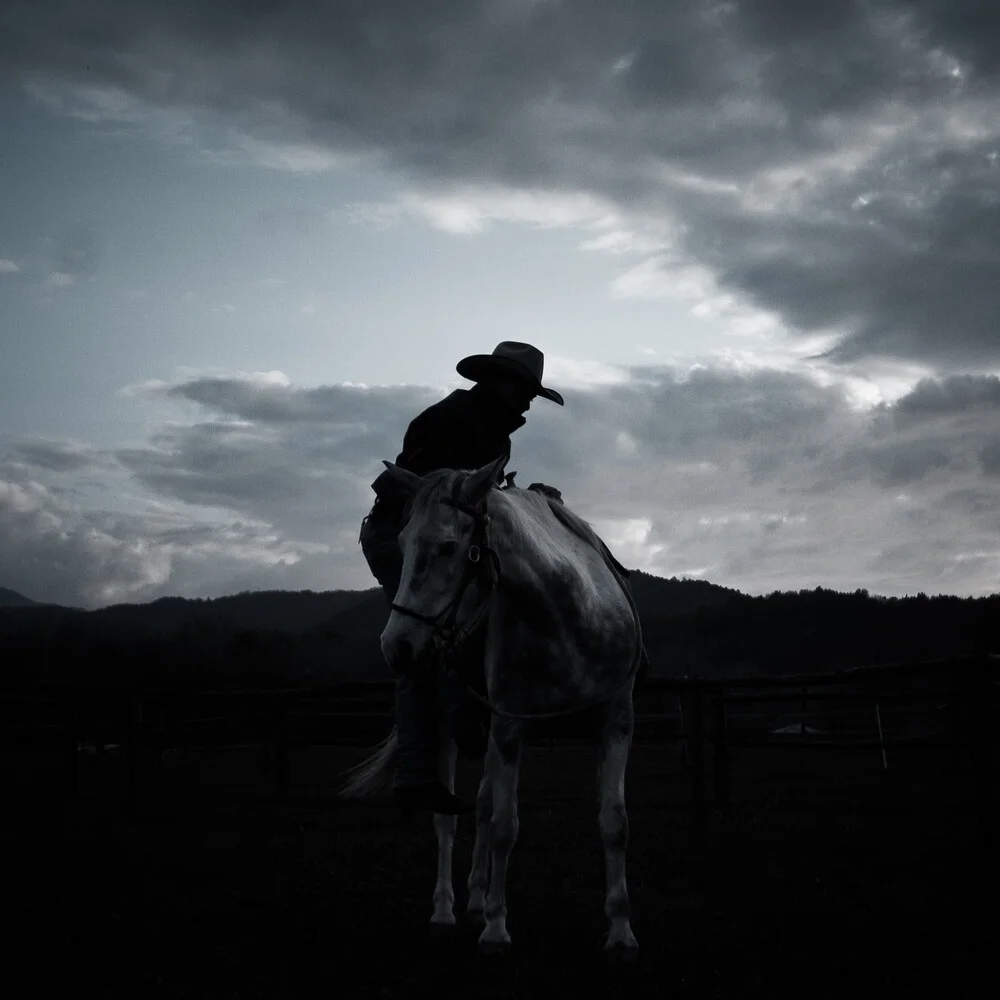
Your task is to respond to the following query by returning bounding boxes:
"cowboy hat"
[456,341,564,405]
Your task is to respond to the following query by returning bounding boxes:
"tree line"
[1,581,997,690]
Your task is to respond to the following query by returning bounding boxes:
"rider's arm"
[397,397,510,480]
[398,407,469,477]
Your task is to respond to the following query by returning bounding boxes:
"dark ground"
[3,737,997,999]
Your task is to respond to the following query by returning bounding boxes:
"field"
[3,731,997,999]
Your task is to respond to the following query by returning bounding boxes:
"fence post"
[875,701,888,771]
[711,683,729,804]
[95,699,107,760]
[62,693,78,799]
[949,663,972,776]
[125,691,143,824]
[677,692,691,769]
[972,655,993,853]
[689,683,706,839]
[273,698,289,802]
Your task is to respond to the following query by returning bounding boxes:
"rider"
[359,342,565,815]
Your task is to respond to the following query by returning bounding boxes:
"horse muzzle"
[382,631,438,676]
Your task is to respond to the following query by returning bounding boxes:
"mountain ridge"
[0,571,739,637]
[0,587,41,608]
[2,574,996,686]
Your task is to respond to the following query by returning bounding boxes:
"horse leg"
[478,720,523,955]
[466,755,492,923]
[597,697,639,959]
[430,737,460,937]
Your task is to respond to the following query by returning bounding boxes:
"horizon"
[1,566,986,614]
[4,3,1000,609]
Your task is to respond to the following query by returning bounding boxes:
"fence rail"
[1,652,996,850]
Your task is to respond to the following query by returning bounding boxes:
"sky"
[2,0,1000,608]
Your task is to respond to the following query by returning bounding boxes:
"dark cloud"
[517,366,1000,595]
[912,0,1000,79]
[112,377,438,550]
[167,376,434,430]
[5,1,1000,365]
[939,486,1000,516]
[6,439,113,472]
[891,374,1000,421]
[978,437,1000,476]
[627,366,849,452]
[861,440,955,487]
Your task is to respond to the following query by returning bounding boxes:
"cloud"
[0,472,331,608]
[351,187,618,235]
[42,271,75,289]
[23,78,197,145]
[225,133,358,173]
[167,364,1000,604]
[153,370,433,429]
[890,374,1000,421]
[0,478,172,607]
[7,1,1000,366]
[5,439,117,473]
[511,365,1000,595]
[4,363,1000,603]
[0,259,19,273]
[0,371,436,605]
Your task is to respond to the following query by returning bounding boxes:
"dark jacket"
[369,383,525,518]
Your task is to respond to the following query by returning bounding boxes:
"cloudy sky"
[3,0,1000,608]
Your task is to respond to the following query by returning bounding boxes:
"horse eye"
[439,541,458,558]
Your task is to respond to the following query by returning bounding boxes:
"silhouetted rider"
[359,342,564,815]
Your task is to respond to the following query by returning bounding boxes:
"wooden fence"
[1,652,996,849]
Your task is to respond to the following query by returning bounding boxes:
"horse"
[339,455,643,959]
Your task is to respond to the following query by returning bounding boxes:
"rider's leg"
[440,667,489,758]
[360,507,471,814]
[394,670,443,787]
[440,636,490,758]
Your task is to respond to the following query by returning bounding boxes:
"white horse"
[340,456,642,959]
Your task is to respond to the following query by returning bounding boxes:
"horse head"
[380,455,506,673]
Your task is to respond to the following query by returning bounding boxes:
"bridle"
[389,491,501,654]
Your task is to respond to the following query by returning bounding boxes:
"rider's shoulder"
[412,388,474,423]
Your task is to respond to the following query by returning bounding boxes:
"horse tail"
[338,726,399,799]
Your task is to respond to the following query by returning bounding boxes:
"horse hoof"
[477,937,511,958]
[428,921,456,944]
[604,940,639,964]
[464,907,485,927]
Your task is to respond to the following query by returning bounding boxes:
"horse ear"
[382,460,423,496]
[461,454,507,503]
